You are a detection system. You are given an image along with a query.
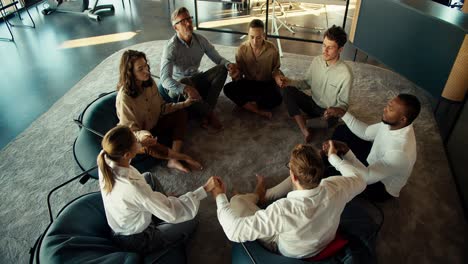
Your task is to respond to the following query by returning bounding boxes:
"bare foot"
[209,112,224,131]
[303,128,314,143]
[255,174,266,205]
[257,110,273,119]
[167,159,190,173]
[185,158,203,171]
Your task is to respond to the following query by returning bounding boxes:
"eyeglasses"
[174,16,193,26]
[285,162,290,170]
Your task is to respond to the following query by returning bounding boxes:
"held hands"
[183,96,200,107]
[323,107,346,120]
[227,63,241,81]
[141,136,158,147]
[322,140,350,157]
[274,75,289,88]
[203,176,226,198]
[183,85,202,100]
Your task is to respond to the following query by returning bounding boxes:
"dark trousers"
[328,125,393,202]
[151,110,188,146]
[143,110,188,159]
[112,172,198,254]
[281,86,325,117]
[282,86,339,127]
[223,79,282,110]
[159,64,228,117]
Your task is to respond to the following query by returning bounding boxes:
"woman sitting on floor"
[116,49,202,173]
[97,125,216,254]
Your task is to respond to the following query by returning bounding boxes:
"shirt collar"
[102,151,139,180]
[387,123,414,135]
[176,33,193,48]
[287,186,322,199]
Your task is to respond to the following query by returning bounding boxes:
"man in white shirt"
[209,143,365,258]
[281,25,353,142]
[323,93,421,201]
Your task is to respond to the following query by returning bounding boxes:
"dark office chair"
[0,0,35,42]
[42,0,115,21]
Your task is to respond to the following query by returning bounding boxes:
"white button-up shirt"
[216,155,366,258]
[341,112,417,197]
[98,154,207,235]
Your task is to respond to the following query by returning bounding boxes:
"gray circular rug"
[0,40,466,264]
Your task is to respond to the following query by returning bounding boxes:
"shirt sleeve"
[137,184,207,224]
[157,83,186,115]
[216,194,284,242]
[335,71,352,110]
[235,46,245,78]
[265,177,292,201]
[160,41,186,95]
[328,153,367,200]
[199,35,230,67]
[271,47,282,78]
[289,62,312,90]
[341,149,410,185]
[116,92,152,142]
[341,112,380,141]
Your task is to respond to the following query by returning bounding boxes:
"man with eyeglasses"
[281,25,353,142]
[159,7,235,131]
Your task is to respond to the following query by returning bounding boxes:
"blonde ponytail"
[98,125,136,193]
[98,151,115,193]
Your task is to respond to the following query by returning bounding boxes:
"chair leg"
[0,14,14,42]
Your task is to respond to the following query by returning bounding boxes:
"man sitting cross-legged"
[209,143,365,259]
[223,19,285,119]
[323,93,421,202]
[281,25,353,142]
[159,7,236,131]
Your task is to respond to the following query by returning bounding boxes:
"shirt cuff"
[343,150,356,161]
[175,83,186,95]
[215,193,229,208]
[135,130,152,142]
[193,186,208,201]
[341,112,353,123]
[328,154,343,168]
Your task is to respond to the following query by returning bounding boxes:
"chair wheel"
[42,9,52,15]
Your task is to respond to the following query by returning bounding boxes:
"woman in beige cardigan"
[116,50,202,173]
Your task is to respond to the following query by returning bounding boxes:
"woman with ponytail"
[116,49,202,173]
[98,125,217,254]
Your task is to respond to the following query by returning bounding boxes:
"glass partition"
[193,0,355,47]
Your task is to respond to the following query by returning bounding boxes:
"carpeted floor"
[0,40,467,264]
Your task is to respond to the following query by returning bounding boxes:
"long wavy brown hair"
[117,50,154,98]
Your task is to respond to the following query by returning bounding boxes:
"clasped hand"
[203,176,226,198]
[274,75,289,88]
[322,140,350,157]
[227,63,241,81]
[323,107,346,120]
[183,85,202,100]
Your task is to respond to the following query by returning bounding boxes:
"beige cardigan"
[116,81,186,142]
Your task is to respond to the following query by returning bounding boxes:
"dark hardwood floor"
[0,0,371,150]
